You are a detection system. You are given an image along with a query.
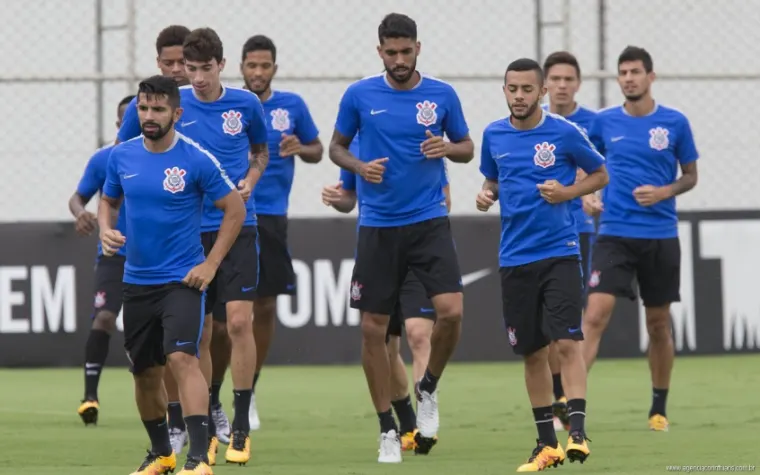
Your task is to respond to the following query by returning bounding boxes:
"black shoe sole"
[413,432,438,455]
[567,449,589,464]
[80,407,98,425]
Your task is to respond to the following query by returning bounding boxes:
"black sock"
[418,368,440,394]
[378,409,398,434]
[532,406,558,447]
[232,389,252,432]
[567,399,587,434]
[207,389,217,438]
[650,388,668,417]
[83,329,110,401]
[210,381,222,406]
[184,415,209,461]
[252,372,260,394]
[167,402,185,430]
[551,373,564,401]
[142,417,172,456]
[391,395,417,434]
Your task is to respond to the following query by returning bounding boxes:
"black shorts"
[386,271,437,342]
[255,215,296,299]
[587,235,680,308]
[122,282,205,374]
[201,226,259,315]
[579,232,596,298]
[500,256,584,356]
[92,255,125,317]
[351,217,462,315]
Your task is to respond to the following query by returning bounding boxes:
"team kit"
[69,13,699,475]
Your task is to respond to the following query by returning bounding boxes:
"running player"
[100,75,244,475]
[541,50,601,431]
[582,46,699,432]
[70,94,134,425]
[329,13,473,462]
[206,34,323,433]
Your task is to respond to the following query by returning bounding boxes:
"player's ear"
[376,44,383,59]
[219,58,226,72]
[272,63,279,78]
[416,41,421,56]
[649,71,657,83]
[173,106,183,123]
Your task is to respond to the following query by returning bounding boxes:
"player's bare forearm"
[332,191,357,214]
[68,193,89,218]
[329,130,364,174]
[246,143,269,187]
[97,195,121,231]
[443,185,452,212]
[208,193,246,268]
[482,179,499,200]
[565,165,609,199]
[299,139,324,163]
[446,136,475,163]
[663,161,698,198]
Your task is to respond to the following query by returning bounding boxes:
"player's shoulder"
[546,112,590,138]
[221,84,261,107]
[654,103,691,123]
[346,73,386,92]
[595,104,624,118]
[270,89,309,109]
[419,73,457,93]
[576,105,598,118]
[483,117,511,135]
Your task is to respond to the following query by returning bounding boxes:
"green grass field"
[1,355,758,474]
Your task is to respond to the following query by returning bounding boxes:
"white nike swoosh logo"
[611,136,625,142]
[462,268,493,286]
[496,152,510,158]
[370,109,387,115]
[123,174,138,179]
[181,121,197,126]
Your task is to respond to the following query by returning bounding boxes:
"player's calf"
[167,351,212,468]
[553,339,590,463]
[644,304,674,430]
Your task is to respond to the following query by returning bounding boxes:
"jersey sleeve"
[246,95,268,145]
[586,115,606,156]
[478,129,498,180]
[675,114,699,165]
[340,169,356,191]
[442,86,469,142]
[334,85,359,139]
[566,123,606,174]
[76,149,107,200]
[197,151,237,203]
[116,97,141,142]
[294,96,320,144]
[102,149,123,200]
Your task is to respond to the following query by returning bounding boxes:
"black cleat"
[413,430,438,455]
[77,399,99,426]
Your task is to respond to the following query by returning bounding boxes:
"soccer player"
[582,46,699,432]
[203,34,323,432]
[70,94,134,425]
[328,13,473,462]
[321,135,448,454]
[99,75,244,475]
[476,58,608,471]
[541,50,602,432]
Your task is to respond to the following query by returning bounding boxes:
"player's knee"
[133,366,164,392]
[167,351,197,375]
[554,338,581,360]
[92,310,118,332]
[433,300,463,325]
[523,345,550,369]
[361,314,388,342]
[254,297,277,321]
[226,309,253,338]
[645,307,671,340]
[406,327,431,354]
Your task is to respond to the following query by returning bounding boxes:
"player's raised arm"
[98,150,126,256]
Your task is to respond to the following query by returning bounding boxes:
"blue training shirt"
[116,96,141,143]
[253,90,320,216]
[542,103,598,234]
[76,143,128,257]
[588,104,699,239]
[102,132,236,285]
[334,73,468,227]
[479,111,606,267]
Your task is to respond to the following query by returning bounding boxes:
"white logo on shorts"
[507,326,517,346]
[350,281,363,301]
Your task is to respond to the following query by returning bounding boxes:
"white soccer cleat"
[211,403,231,444]
[377,430,402,463]
[248,394,261,431]
[169,427,188,455]
[416,387,439,438]
[553,416,565,431]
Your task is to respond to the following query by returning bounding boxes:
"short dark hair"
[505,58,544,86]
[378,13,417,44]
[183,27,224,63]
[543,51,581,79]
[118,94,136,109]
[155,25,191,54]
[618,45,653,73]
[137,75,180,108]
[241,35,277,63]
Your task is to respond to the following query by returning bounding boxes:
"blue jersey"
[542,104,598,233]
[479,111,606,267]
[253,90,320,216]
[588,104,699,239]
[76,143,128,257]
[102,133,236,285]
[117,96,141,143]
[334,73,468,227]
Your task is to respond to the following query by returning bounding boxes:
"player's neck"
[510,109,544,130]
[385,70,421,91]
[195,84,224,103]
[549,101,577,117]
[144,130,177,153]
[256,87,273,102]
[623,95,656,117]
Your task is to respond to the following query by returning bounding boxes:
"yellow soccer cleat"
[77,400,99,426]
[207,437,218,466]
[225,430,251,465]
[649,414,669,432]
[129,450,176,475]
[177,456,213,474]
[516,440,565,472]
[400,431,417,451]
[565,431,591,464]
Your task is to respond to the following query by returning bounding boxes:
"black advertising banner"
[1,212,759,367]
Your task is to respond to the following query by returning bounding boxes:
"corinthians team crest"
[533,142,557,168]
[222,110,243,135]
[163,166,187,194]
[415,100,438,126]
[649,126,669,151]
[270,108,290,132]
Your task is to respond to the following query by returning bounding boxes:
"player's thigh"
[351,225,406,315]
[255,215,296,298]
[201,231,220,315]
[406,217,463,297]
[399,270,437,323]
[123,284,166,374]
[216,226,259,305]
[160,283,205,358]
[637,238,681,308]
[587,235,637,300]
[500,264,548,356]
[92,255,126,317]
[541,257,585,342]
[211,301,227,323]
